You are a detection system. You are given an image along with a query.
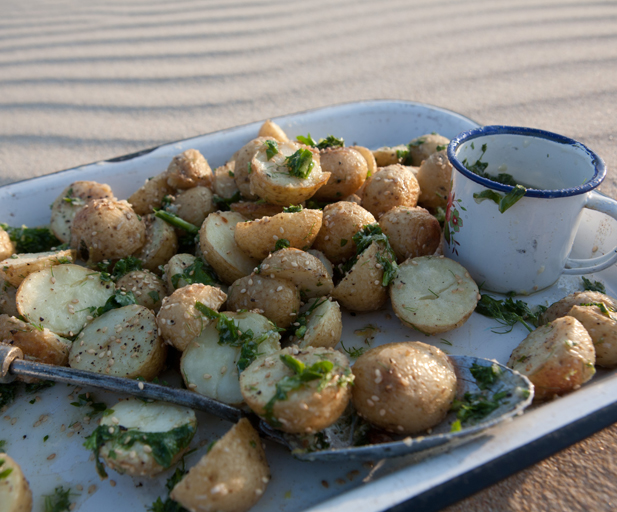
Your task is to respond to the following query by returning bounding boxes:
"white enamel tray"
[1,100,616,512]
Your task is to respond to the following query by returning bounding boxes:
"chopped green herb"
[315,135,344,150]
[296,133,317,146]
[339,340,366,358]
[436,145,447,152]
[451,391,509,424]
[153,209,199,235]
[340,238,348,247]
[161,195,174,209]
[62,188,85,207]
[88,290,137,318]
[409,138,425,147]
[283,205,303,213]
[0,440,5,452]
[0,224,61,253]
[43,486,77,512]
[70,393,108,416]
[148,291,160,303]
[0,461,13,480]
[44,435,49,442]
[475,294,546,333]
[274,239,291,251]
[264,140,279,160]
[228,170,235,177]
[433,206,446,226]
[450,419,462,432]
[396,147,414,165]
[581,277,606,294]
[462,144,518,186]
[473,185,526,213]
[171,259,220,289]
[440,338,453,346]
[148,465,189,512]
[110,256,142,280]
[580,302,616,318]
[342,224,398,286]
[470,363,502,390]
[294,298,327,340]
[0,382,18,409]
[213,191,242,212]
[285,149,315,179]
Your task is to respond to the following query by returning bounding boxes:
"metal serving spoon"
[0,344,533,461]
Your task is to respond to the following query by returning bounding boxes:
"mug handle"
[564,191,617,274]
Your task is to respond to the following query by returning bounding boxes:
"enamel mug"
[445,126,617,295]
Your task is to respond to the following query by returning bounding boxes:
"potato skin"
[379,206,441,262]
[567,304,617,367]
[312,202,375,265]
[541,291,617,324]
[372,145,408,167]
[213,161,240,199]
[407,133,450,166]
[136,214,178,274]
[71,199,146,264]
[172,186,216,226]
[240,346,353,434]
[116,270,167,311]
[232,137,274,200]
[128,174,174,216]
[227,275,300,329]
[352,342,457,434]
[0,279,19,317]
[166,149,214,190]
[416,150,452,210]
[507,316,595,401]
[0,249,75,288]
[171,418,270,512]
[0,453,33,512]
[234,209,322,260]
[311,147,368,201]
[361,164,420,219]
[258,119,289,142]
[294,298,342,349]
[157,283,227,352]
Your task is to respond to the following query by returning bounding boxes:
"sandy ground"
[1,0,617,510]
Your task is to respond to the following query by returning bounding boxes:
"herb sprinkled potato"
[0,249,74,288]
[231,137,276,200]
[379,206,441,262]
[85,398,197,478]
[116,270,167,311]
[171,186,216,227]
[361,164,420,219]
[416,150,453,210]
[566,304,617,368]
[71,199,146,264]
[311,147,368,201]
[258,118,289,142]
[0,228,15,261]
[136,214,178,274]
[128,174,174,216]
[240,346,353,434]
[407,133,450,166]
[540,291,617,325]
[171,418,270,512]
[352,342,457,434]
[165,149,214,190]
[507,316,595,400]
[213,161,239,199]
[0,453,33,512]
[291,297,342,349]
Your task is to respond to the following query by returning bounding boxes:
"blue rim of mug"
[447,125,607,198]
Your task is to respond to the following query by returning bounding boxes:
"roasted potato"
[0,453,33,512]
[116,270,167,311]
[351,145,377,179]
[292,297,343,349]
[199,211,259,285]
[128,174,174,216]
[230,201,284,220]
[172,186,216,227]
[312,202,375,264]
[16,264,114,337]
[541,291,617,324]
[0,249,74,288]
[379,206,441,262]
[567,304,617,367]
[0,228,15,261]
[372,144,408,167]
[227,275,300,329]
[0,314,71,366]
[95,398,197,477]
[234,208,322,260]
[171,418,270,512]
[157,283,227,352]
[69,304,166,379]
[249,141,330,206]
[352,342,457,434]
[311,147,368,201]
[164,253,199,292]
[231,137,274,200]
[213,161,240,199]
[507,316,595,400]
[181,311,281,405]
[361,164,420,219]
[240,346,353,434]
[416,150,452,210]
[0,279,18,317]
[407,133,450,166]
[258,119,289,142]
[136,214,178,274]
[165,149,214,190]
[71,199,146,264]
[390,256,479,335]
[258,248,333,299]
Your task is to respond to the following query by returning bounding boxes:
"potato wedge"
[213,161,240,199]
[352,342,457,434]
[50,181,114,243]
[240,346,353,434]
[234,208,322,260]
[136,214,178,275]
[157,284,227,352]
[0,249,74,288]
[293,297,342,349]
[231,137,274,200]
[199,212,258,285]
[258,248,333,299]
[390,256,479,335]
[249,141,330,205]
[69,304,166,379]
[181,311,281,405]
[16,264,114,337]
[92,398,197,478]
[567,304,617,367]
[0,314,71,366]
[507,316,595,401]
[171,418,270,512]
[227,276,300,329]
[0,453,33,512]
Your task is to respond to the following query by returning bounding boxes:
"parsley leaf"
[475,294,546,333]
[88,290,138,318]
[283,205,303,213]
[171,259,220,289]
[263,140,279,160]
[296,134,317,146]
[285,149,315,179]
[274,239,291,251]
[470,363,502,390]
[212,191,242,212]
[581,277,606,294]
[0,224,61,253]
[43,486,77,512]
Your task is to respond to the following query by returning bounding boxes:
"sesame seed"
[138,382,144,390]
[47,453,56,460]
[379,409,386,416]
[143,445,152,453]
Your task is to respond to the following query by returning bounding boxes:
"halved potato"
[164,253,199,292]
[69,304,166,379]
[240,346,353,434]
[0,314,71,366]
[351,145,377,179]
[249,141,330,205]
[258,248,333,299]
[50,181,114,243]
[136,214,178,274]
[293,298,342,349]
[226,276,300,330]
[230,202,284,220]
[507,316,595,401]
[540,291,617,324]
[171,186,216,227]
[234,209,322,260]
[416,150,452,210]
[231,137,274,200]
[181,311,281,405]
[0,249,74,288]
[16,264,114,337]
[213,161,239,199]
[157,283,227,352]
[128,174,174,216]
[390,256,479,335]
[0,453,33,512]
[199,212,258,285]
[96,398,197,477]
[171,418,270,512]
